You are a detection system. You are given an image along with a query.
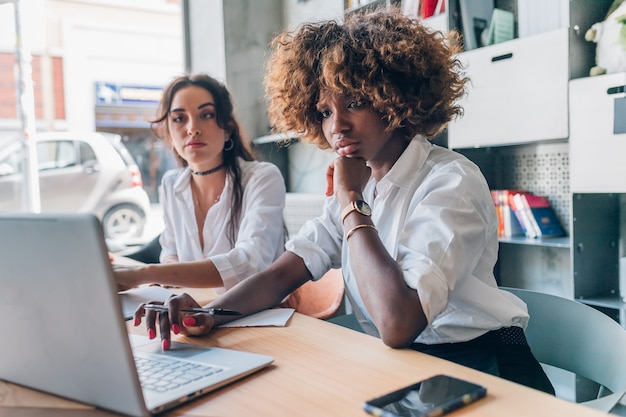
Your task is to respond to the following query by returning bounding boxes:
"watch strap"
[341,202,357,223]
[341,200,371,223]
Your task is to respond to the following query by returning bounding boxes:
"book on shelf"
[508,191,537,238]
[402,0,446,19]
[516,0,568,39]
[459,0,494,50]
[491,189,527,238]
[485,8,514,46]
[501,204,524,237]
[420,0,446,18]
[401,0,421,17]
[506,192,565,239]
[520,194,565,238]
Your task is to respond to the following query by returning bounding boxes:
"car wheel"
[102,203,145,243]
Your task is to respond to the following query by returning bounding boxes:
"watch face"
[356,200,372,215]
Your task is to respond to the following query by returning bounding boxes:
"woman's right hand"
[133,293,216,350]
[326,156,371,203]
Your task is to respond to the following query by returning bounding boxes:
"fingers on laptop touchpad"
[135,340,215,357]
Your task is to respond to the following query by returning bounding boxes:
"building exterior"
[0,0,184,200]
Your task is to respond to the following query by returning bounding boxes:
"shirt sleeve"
[212,162,287,290]
[285,196,343,281]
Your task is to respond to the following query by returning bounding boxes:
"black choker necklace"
[191,163,225,176]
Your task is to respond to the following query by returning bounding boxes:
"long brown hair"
[151,73,256,244]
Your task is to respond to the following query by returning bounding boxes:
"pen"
[143,304,242,316]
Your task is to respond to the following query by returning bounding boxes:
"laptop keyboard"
[135,355,224,393]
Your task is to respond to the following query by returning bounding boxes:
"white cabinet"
[443,1,624,321]
[446,0,611,149]
[449,29,570,148]
[569,72,626,193]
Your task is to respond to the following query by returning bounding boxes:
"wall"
[279,0,344,193]
[184,0,281,140]
[283,0,343,30]
[223,1,283,138]
[184,0,343,192]
[281,0,350,193]
[55,1,183,131]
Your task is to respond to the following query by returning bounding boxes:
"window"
[79,141,97,164]
[37,140,77,170]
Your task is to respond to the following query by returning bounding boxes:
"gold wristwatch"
[341,200,372,223]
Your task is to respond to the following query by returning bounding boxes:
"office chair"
[501,286,626,412]
[282,268,345,319]
[124,234,162,264]
[281,193,347,320]
[326,312,364,333]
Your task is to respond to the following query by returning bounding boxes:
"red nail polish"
[148,328,156,339]
[162,339,170,350]
[172,324,180,334]
[133,317,140,327]
[183,317,196,327]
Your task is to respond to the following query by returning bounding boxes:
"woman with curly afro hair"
[137,6,554,395]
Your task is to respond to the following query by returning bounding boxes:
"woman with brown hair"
[115,74,285,299]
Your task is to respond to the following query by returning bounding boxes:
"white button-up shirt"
[286,138,528,344]
[159,159,286,292]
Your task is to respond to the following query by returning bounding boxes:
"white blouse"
[286,138,529,344]
[159,159,286,292]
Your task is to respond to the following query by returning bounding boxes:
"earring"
[224,138,234,151]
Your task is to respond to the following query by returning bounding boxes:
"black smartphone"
[363,374,487,417]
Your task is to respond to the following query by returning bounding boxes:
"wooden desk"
[0,309,608,417]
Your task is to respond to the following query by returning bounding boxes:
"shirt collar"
[173,167,193,200]
[370,136,432,194]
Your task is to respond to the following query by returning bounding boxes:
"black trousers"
[410,327,555,395]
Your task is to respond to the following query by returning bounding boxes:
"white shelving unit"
[567,72,626,317]
[439,0,625,323]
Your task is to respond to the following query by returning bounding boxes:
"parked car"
[0,131,151,244]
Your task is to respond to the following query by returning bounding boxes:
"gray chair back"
[502,286,626,412]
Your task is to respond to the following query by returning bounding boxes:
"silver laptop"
[0,212,274,417]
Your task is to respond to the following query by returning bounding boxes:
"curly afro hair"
[264,6,468,149]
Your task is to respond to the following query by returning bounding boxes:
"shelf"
[344,0,392,14]
[498,235,570,249]
[577,293,625,311]
[252,132,299,145]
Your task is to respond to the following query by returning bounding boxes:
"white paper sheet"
[119,285,177,319]
[217,308,295,328]
[120,285,295,327]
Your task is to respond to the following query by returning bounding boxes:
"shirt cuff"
[212,253,238,290]
[405,265,449,325]
[285,238,332,281]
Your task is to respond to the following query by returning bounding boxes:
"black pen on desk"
[143,304,242,316]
